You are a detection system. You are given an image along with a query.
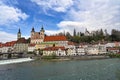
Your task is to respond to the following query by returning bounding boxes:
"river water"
[0,58,120,80]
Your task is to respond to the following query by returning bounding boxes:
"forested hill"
[55,29,120,43]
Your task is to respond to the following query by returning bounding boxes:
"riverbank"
[39,55,110,61]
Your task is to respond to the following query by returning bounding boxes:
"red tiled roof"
[44,46,65,51]
[16,38,27,43]
[29,44,36,47]
[0,43,3,48]
[68,41,76,45]
[2,41,16,47]
[44,36,67,41]
[107,47,119,50]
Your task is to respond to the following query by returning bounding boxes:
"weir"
[0,52,25,60]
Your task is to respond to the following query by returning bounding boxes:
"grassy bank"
[40,55,109,61]
[108,54,120,58]
[41,54,58,60]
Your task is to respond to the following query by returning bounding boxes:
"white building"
[0,41,16,53]
[43,46,66,56]
[98,44,106,54]
[66,48,76,56]
[65,41,75,49]
[105,43,114,47]
[14,38,28,53]
[85,47,99,55]
[93,43,107,54]
[76,47,85,55]
[28,44,36,52]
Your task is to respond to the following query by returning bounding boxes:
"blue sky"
[0,0,120,42]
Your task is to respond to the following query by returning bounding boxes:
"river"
[0,58,120,80]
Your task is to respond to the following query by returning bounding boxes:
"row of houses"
[0,38,28,53]
[0,39,120,56]
[0,27,120,56]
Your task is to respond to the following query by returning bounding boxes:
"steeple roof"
[31,27,35,32]
[18,28,21,33]
[40,25,44,32]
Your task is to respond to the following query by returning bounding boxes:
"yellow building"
[35,42,58,50]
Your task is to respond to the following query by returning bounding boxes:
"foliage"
[73,28,76,36]
[26,38,31,43]
[111,29,120,41]
[54,29,120,43]
[42,53,57,60]
[108,54,120,58]
[38,49,43,56]
[27,52,35,54]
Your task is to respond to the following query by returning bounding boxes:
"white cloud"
[45,29,65,35]
[31,0,73,12]
[0,31,16,43]
[57,21,86,33]
[32,0,120,34]
[0,1,28,25]
[0,31,30,43]
[57,0,120,34]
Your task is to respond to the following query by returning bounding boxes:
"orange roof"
[29,44,36,47]
[0,43,3,48]
[16,38,27,43]
[44,36,67,41]
[68,41,76,45]
[107,47,119,50]
[2,41,16,47]
[44,46,65,51]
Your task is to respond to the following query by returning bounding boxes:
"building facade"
[14,38,28,53]
[43,46,66,56]
[31,27,45,44]
[44,36,68,46]
[28,44,36,52]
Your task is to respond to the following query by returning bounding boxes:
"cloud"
[0,1,29,26]
[32,0,120,35]
[57,0,120,34]
[31,0,73,12]
[0,30,30,43]
[57,21,85,33]
[45,29,64,35]
[0,31,16,43]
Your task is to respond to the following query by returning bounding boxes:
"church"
[31,26,45,44]
[30,26,68,46]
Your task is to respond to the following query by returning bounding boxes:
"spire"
[18,28,21,33]
[40,25,44,32]
[31,27,35,32]
[85,28,87,32]
[17,28,21,39]
[85,28,89,33]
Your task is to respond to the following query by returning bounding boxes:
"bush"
[108,54,120,58]
[42,53,57,60]
[27,52,34,54]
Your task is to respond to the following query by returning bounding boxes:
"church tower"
[31,27,35,39]
[40,25,45,41]
[30,26,45,44]
[17,28,21,40]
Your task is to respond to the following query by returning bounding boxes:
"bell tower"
[40,25,45,41]
[31,27,35,39]
[17,28,21,40]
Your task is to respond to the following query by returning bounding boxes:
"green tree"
[73,28,76,36]
[26,38,31,43]
[111,29,120,41]
[66,32,72,40]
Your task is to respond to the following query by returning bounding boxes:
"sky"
[0,0,120,42]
